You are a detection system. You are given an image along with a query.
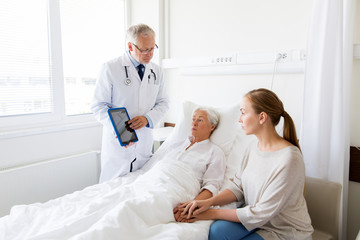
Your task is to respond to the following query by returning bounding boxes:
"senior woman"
[165,107,227,203]
[0,107,226,240]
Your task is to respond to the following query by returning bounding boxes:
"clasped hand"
[173,199,211,223]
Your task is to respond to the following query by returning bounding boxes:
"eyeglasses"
[132,43,158,54]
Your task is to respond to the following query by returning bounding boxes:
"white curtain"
[300,0,356,239]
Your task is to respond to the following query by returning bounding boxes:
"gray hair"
[193,107,220,132]
[126,24,155,44]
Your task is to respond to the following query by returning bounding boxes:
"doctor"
[91,24,169,183]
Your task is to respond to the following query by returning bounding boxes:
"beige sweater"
[228,142,313,240]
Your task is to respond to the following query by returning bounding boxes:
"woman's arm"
[181,189,238,219]
[194,189,213,200]
[185,208,239,223]
[173,189,213,221]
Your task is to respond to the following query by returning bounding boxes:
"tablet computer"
[108,107,138,146]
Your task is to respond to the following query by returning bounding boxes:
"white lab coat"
[91,53,169,183]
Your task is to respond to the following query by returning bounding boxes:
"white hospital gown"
[159,136,226,196]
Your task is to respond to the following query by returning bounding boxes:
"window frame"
[0,0,129,134]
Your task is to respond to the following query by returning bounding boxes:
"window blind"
[0,0,52,117]
[0,0,126,119]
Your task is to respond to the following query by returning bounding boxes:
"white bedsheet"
[0,160,212,240]
[1,101,244,240]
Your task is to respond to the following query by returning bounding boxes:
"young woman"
[176,88,313,240]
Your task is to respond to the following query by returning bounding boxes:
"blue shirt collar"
[126,50,141,68]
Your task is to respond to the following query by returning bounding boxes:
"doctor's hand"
[128,116,148,130]
[124,142,135,148]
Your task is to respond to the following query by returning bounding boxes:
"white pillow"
[166,101,240,156]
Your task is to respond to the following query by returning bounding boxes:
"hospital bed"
[0,101,242,240]
[0,101,340,239]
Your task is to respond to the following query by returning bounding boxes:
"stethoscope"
[124,66,157,86]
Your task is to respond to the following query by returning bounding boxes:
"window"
[0,0,51,117]
[0,0,126,128]
[59,0,126,115]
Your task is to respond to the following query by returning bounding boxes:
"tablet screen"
[108,108,138,146]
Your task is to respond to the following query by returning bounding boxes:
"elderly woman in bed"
[168,107,227,202]
[170,107,227,222]
[0,107,226,240]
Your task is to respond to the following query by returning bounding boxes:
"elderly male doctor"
[91,24,169,183]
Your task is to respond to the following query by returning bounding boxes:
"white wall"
[0,122,103,217]
[168,0,311,57]
[163,70,305,131]
[0,125,102,169]
[162,0,313,134]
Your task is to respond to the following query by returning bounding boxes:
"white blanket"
[0,161,212,240]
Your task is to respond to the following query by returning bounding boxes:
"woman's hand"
[181,199,212,220]
[180,209,217,223]
[173,201,212,223]
[173,202,189,222]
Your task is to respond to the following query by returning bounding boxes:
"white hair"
[193,107,220,131]
[126,24,155,44]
